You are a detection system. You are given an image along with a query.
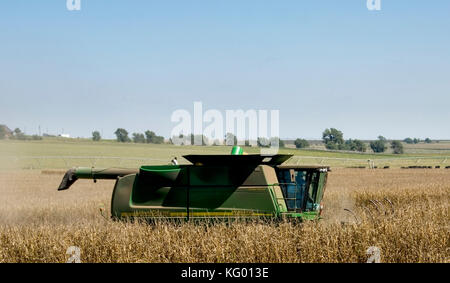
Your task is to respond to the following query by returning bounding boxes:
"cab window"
[276,169,307,212]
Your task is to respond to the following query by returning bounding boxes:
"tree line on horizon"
[99,127,432,155]
[317,128,437,155]
[0,124,437,155]
[103,129,286,148]
[108,129,165,144]
[0,125,42,141]
[320,128,405,154]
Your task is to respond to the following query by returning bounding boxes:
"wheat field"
[0,168,448,263]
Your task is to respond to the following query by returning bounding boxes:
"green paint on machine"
[57,149,330,222]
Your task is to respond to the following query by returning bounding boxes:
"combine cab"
[58,149,329,221]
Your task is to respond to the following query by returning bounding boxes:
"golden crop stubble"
[0,169,448,263]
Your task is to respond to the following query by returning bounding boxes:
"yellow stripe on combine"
[121,210,273,217]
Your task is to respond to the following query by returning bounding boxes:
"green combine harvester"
[58,147,329,221]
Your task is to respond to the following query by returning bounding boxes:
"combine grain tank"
[58,151,329,221]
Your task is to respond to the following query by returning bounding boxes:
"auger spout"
[57,167,139,191]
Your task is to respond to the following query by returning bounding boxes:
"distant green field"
[1,139,449,169]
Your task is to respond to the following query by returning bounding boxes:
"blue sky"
[1,0,449,139]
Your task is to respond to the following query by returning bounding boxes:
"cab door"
[304,171,327,212]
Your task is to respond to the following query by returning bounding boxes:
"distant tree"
[324,142,338,150]
[424,138,432,144]
[225,133,238,146]
[370,136,387,153]
[132,133,146,143]
[147,131,159,143]
[343,140,351,151]
[345,139,367,152]
[153,135,164,144]
[31,135,42,140]
[413,138,420,144]
[257,137,270,148]
[294,138,310,149]
[144,131,164,144]
[356,140,367,152]
[322,128,345,150]
[145,130,156,143]
[404,138,414,144]
[92,131,101,141]
[391,140,404,154]
[13,128,26,140]
[114,128,130,142]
